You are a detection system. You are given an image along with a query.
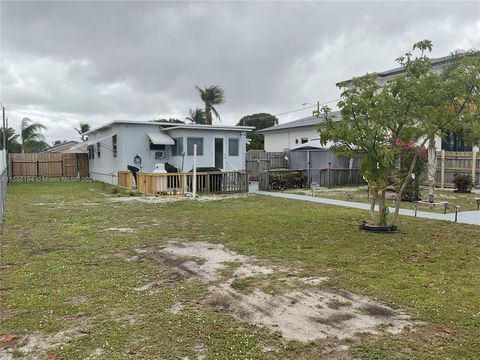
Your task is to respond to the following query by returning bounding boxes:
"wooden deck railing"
[117,170,248,195]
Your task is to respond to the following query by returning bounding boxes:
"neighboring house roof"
[44,141,79,153]
[337,55,451,86]
[85,120,254,135]
[257,111,341,133]
[62,142,88,154]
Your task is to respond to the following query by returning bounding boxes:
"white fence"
[1,150,7,226]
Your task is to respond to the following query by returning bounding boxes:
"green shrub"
[269,171,307,190]
[453,174,474,192]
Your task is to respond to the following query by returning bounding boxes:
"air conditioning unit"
[154,151,165,160]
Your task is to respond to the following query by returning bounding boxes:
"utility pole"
[311,101,321,117]
[303,101,322,117]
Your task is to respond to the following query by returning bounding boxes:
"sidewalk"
[252,185,480,226]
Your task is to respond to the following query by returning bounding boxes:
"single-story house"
[257,112,341,152]
[85,121,253,184]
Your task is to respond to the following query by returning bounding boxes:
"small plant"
[110,186,120,194]
[453,174,474,193]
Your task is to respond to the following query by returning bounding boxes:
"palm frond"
[211,106,221,122]
[21,118,47,152]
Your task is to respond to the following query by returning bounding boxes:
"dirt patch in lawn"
[136,240,412,343]
[0,329,89,360]
[103,227,136,234]
[136,241,273,282]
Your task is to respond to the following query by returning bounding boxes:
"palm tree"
[194,85,225,125]
[21,118,47,153]
[0,126,21,153]
[185,108,206,124]
[75,122,90,141]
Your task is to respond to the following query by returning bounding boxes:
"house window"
[172,137,183,156]
[228,138,239,156]
[112,135,117,158]
[155,151,165,160]
[88,145,94,159]
[187,137,204,156]
[442,131,472,151]
[295,139,299,144]
[96,143,101,158]
[301,138,308,144]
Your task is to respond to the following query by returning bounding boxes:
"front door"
[214,138,223,169]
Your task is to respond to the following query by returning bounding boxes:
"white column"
[192,144,197,198]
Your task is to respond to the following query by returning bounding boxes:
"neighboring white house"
[262,55,478,153]
[257,112,340,152]
[85,121,253,184]
[338,55,479,152]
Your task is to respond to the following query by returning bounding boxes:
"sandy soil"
[137,240,413,343]
[0,329,88,360]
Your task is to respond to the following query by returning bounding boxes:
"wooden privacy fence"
[246,151,287,179]
[436,151,479,188]
[259,168,364,191]
[118,170,248,196]
[9,153,89,178]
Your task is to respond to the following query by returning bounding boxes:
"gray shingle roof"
[376,56,450,78]
[337,55,451,86]
[257,111,340,133]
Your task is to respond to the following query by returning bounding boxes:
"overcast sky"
[1,1,479,143]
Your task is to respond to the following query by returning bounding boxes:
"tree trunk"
[378,188,387,227]
[205,104,212,125]
[427,136,437,203]
[369,186,377,223]
[388,153,419,227]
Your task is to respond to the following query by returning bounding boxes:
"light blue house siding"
[86,121,252,184]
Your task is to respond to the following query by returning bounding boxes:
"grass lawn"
[1,182,480,359]
[288,186,480,214]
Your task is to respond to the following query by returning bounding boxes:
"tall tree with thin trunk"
[318,41,480,229]
[21,118,47,153]
[194,85,225,125]
[75,122,90,141]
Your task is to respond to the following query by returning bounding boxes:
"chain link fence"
[0,150,7,226]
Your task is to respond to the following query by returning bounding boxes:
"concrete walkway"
[252,187,480,226]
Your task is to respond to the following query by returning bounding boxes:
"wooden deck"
[118,170,248,196]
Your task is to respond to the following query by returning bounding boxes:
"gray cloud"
[1,1,479,143]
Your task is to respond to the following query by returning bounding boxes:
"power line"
[241,98,341,123]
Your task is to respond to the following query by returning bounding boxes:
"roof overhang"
[147,132,175,145]
[166,124,254,132]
